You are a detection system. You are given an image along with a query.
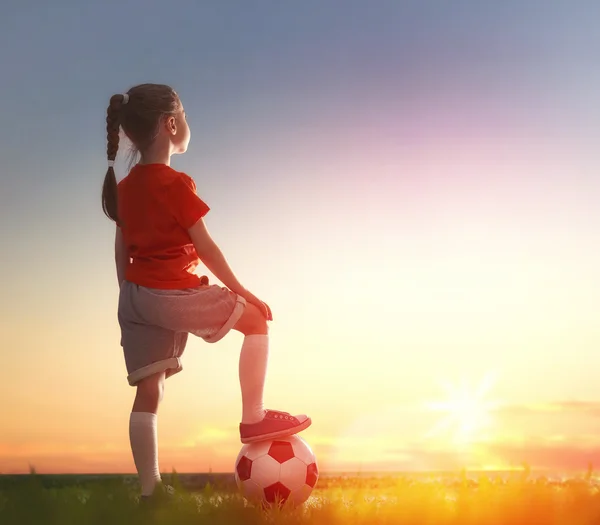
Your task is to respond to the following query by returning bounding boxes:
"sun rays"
[425,374,502,446]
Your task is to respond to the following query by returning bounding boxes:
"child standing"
[102,83,311,498]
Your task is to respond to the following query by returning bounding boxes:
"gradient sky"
[1,0,600,475]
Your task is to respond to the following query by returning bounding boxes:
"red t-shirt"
[117,163,210,289]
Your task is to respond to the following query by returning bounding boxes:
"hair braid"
[102,94,127,224]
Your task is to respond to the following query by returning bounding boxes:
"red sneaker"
[239,410,311,444]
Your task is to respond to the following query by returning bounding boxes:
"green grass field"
[2,468,600,525]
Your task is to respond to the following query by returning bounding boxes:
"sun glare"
[425,374,501,446]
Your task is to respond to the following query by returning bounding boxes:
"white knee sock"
[239,334,269,424]
[129,412,161,496]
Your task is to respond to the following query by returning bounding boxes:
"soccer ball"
[234,435,319,508]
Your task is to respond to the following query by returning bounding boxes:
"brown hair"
[101,83,182,224]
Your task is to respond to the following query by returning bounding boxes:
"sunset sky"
[1,1,600,475]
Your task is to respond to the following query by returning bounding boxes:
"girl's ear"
[164,115,177,135]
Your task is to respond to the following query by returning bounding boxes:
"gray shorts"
[118,280,246,386]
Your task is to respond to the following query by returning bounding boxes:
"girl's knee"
[234,303,268,335]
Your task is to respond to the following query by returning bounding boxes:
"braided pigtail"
[102,93,128,224]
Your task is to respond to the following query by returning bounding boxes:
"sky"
[1,0,600,475]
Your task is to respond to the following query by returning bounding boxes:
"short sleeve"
[167,174,210,229]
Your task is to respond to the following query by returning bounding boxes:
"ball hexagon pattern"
[234,435,319,508]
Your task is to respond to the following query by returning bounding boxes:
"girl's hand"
[242,290,273,321]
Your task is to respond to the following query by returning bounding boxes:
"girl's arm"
[188,218,247,296]
[188,217,273,320]
[115,226,130,287]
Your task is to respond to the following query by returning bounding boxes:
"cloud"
[498,401,600,416]
[354,441,600,473]
[485,441,600,471]
[491,401,600,440]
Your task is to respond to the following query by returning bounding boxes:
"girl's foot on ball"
[239,410,311,443]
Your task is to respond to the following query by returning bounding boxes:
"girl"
[102,83,311,499]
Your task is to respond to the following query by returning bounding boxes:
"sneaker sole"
[241,417,312,444]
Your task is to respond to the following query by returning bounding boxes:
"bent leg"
[233,304,311,443]
[233,303,269,424]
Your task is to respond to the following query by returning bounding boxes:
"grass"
[2,467,600,524]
